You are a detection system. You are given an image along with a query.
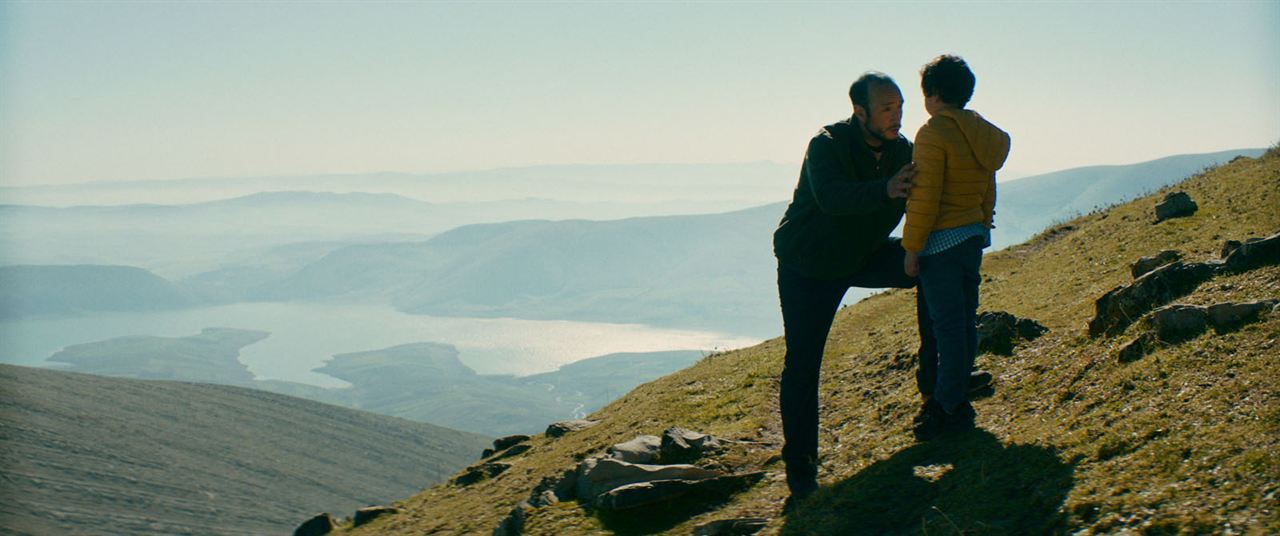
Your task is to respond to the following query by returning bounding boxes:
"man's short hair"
[848,72,898,111]
[920,55,975,108]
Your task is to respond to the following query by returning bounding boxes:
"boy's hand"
[887,163,916,199]
[904,251,920,277]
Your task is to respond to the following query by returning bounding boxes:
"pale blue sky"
[2,1,1277,186]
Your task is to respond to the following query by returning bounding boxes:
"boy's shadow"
[782,429,1074,535]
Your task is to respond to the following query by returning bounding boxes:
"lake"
[0,303,762,388]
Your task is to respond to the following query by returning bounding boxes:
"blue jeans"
[777,238,937,471]
[918,236,984,413]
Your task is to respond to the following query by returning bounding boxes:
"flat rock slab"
[595,472,765,511]
[1221,232,1280,273]
[1088,261,1218,337]
[607,435,661,464]
[1131,250,1181,279]
[576,457,720,501]
[659,427,724,463]
[352,506,399,528]
[546,419,600,438]
[694,518,769,536]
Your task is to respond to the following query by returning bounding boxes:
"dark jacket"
[773,116,913,280]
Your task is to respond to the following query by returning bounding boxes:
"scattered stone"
[545,419,600,438]
[1207,300,1279,331]
[293,513,337,536]
[659,427,724,464]
[492,504,527,536]
[594,472,765,511]
[1088,261,1218,337]
[453,462,512,486]
[1155,191,1198,222]
[1131,250,1182,279]
[575,457,720,502]
[352,506,400,528]
[481,448,495,459]
[493,435,531,451]
[976,311,1049,355]
[607,435,662,464]
[1220,232,1280,273]
[693,518,769,536]
[1117,332,1157,363]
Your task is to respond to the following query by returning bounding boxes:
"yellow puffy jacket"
[903,108,1011,252]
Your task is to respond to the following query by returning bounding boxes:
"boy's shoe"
[782,458,818,515]
[913,400,976,441]
[968,370,994,393]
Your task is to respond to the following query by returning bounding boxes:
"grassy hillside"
[341,147,1279,535]
[0,364,490,535]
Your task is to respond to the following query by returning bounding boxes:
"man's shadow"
[781,429,1075,535]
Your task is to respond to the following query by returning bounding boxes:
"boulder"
[1147,304,1209,343]
[1155,191,1197,222]
[976,311,1049,355]
[545,419,600,438]
[1221,232,1280,273]
[1116,332,1156,363]
[1207,300,1279,331]
[526,469,578,507]
[453,462,512,486]
[575,457,720,502]
[492,504,527,536]
[1130,250,1182,279]
[594,472,765,511]
[607,435,662,464]
[659,427,724,464]
[293,513,337,536]
[693,518,769,536]
[352,506,400,528]
[1088,261,1217,337]
[1221,240,1243,258]
[493,434,531,451]
[492,444,532,461]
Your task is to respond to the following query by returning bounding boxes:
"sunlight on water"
[0,303,762,388]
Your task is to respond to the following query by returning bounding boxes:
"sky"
[1,1,1277,187]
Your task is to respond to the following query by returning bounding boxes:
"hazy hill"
[0,364,490,535]
[0,264,196,320]
[337,148,1280,534]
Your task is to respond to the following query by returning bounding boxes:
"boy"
[902,55,1010,441]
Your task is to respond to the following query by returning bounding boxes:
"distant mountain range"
[0,363,489,535]
[0,148,1264,337]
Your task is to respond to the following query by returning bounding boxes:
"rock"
[1147,305,1209,343]
[976,311,1048,355]
[1117,332,1156,363]
[1155,191,1197,222]
[594,472,765,511]
[293,513,337,536]
[1131,250,1182,279]
[1207,300,1279,331]
[1221,240,1243,258]
[1221,232,1280,273]
[1088,261,1218,337]
[453,462,512,486]
[352,506,400,528]
[492,504,527,536]
[607,435,662,464]
[481,448,496,459]
[493,435,531,451]
[492,444,532,461]
[545,419,599,438]
[693,518,769,536]
[575,457,721,502]
[526,469,577,507]
[659,427,724,464]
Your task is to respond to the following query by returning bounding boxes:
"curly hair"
[920,55,976,108]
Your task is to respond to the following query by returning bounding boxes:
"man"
[772,72,989,510]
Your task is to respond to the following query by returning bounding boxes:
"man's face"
[857,83,904,143]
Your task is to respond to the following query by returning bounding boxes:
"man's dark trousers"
[777,237,937,483]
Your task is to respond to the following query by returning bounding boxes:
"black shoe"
[968,370,994,393]
[782,486,815,516]
[913,400,976,441]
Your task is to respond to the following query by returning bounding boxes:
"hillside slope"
[343,147,1279,535]
[0,364,490,535]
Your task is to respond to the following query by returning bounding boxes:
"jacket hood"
[937,109,1010,171]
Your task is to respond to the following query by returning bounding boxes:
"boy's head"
[920,55,975,111]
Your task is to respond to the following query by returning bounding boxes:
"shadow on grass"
[781,429,1075,535]
[593,474,763,535]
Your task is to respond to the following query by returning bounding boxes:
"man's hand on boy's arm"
[903,250,920,277]
[886,163,916,199]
